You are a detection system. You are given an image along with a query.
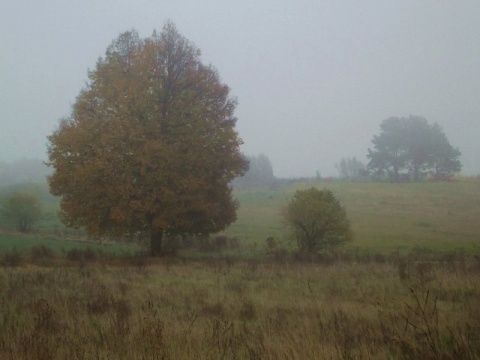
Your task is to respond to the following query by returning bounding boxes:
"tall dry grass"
[0,249,479,359]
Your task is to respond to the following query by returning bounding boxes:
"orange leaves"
[47,23,247,246]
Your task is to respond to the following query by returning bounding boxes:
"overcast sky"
[1,0,479,177]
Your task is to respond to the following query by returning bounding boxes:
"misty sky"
[1,1,479,178]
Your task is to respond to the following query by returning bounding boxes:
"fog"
[1,1,479,178]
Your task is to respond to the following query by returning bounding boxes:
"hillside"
[226,178,480,253]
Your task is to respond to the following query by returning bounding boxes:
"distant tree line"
[335,157,367,180]
[335,116,460,183]
[232,154,277,189]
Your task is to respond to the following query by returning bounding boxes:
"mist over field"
[1,1,480,178]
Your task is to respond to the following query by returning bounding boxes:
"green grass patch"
[226,179,480,254]
[3,179,480,256]
[0,234,134,255]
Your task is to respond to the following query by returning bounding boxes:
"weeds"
[2,248,22,267]
[380,283,480,360]
[0,251,478,358]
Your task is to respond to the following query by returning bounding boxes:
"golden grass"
[0,252,479,359]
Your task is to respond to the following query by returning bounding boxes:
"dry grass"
[228,179,480,253]
[0,251,479,359]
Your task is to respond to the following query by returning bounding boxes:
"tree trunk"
[150,228,164,256]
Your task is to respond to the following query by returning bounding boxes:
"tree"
[367,117,409,182]
[233,154,276,188]
[429,123,462,179]
[367,116,461,182]
[47,22,247,255]
[335,157,366,180]
[2,192,42,232]
[283,188,352,253]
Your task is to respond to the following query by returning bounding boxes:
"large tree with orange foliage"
[47,22,247,255]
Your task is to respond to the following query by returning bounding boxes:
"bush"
[283,187,352,253]
[30,245,55,260]
[66,247,96,263]
[1,191,42,232]
[2,248,22,267]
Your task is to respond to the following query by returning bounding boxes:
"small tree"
[283,188,352,253]
[2,192,42,232]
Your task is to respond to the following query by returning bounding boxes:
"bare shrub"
[66,248,81,262]
[213,236,228,252]
[316,251,337,265]
[266,236,277,250]
[272,248,289,263]
[83,247,96,261]
[130,251,147,270]
[66,247,96,268]
[30,245,55,262]
[380,286,480,359]
[2,248,22,267]
[294,251,318,263]
[228,237,239,249]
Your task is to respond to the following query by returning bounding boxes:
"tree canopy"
[367,116,461,182]
[47,22,247,255]
[283,188,352,253]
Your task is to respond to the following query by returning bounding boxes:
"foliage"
[232,153,276,188]
[1,191,42,232]
[367,116,461,182]
[335,157,367,180]
[47,22,247,255]
[283,187,352,252]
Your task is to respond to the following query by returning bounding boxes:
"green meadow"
[1,178,480,255]
[226,178,480,254]
[1,179,480,359]
[0,234,134,255]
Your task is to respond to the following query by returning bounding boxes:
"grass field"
[1,179,479,358]
[1,178,480,255]
[0,233,135,255]
[0,253,479,359]
[226,178,480,254]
